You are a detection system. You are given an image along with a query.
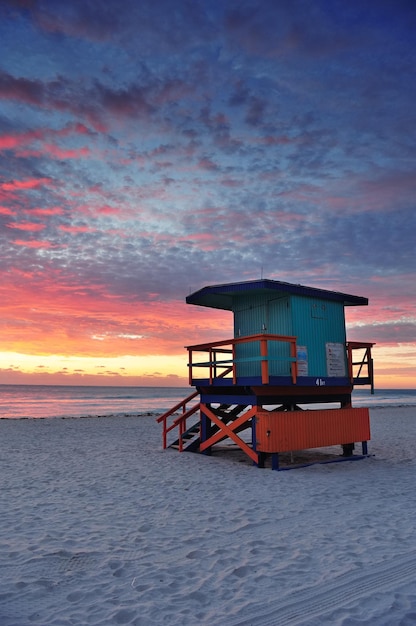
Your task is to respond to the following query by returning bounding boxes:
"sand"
[1,407,416,625]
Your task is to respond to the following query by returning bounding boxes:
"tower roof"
[186,279,368,310]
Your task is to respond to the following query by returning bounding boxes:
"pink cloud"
[1,177,51,191]
[0,126,95,162]
[43,143,91,159]
[55,122,93,137]
[197,157,219,171]
[0,135,22,150]
[12,239,53,249]
[96,205,122,215]
[355,170,416,212]
[30,206,64,216]
[7,221,46,232]
[58,224,96,234]
[181,232,218,251]
[0,205,14,215]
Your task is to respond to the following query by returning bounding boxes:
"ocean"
[0,385,194,420]
[0,385,415,420]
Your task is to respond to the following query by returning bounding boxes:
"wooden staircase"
[170,421,201,452]
[156,390,200,452]
[157,392,254,454]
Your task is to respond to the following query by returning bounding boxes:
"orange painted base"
[256,408,370,453]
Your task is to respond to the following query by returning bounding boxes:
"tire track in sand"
[228,551,416,626]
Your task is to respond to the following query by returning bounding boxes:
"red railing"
[346,341,375,392]
[156,390,200,450]
[186,333,298,385]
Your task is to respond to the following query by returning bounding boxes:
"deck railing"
[186,333,298,385]
[346,341,375,393]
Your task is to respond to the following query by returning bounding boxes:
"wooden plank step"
[169,421,201,452]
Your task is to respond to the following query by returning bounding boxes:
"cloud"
[0,68,187,131]
[11,239,54,248]
[197,157,219,171]
[58,224,96,234]
[0,205,15,215]
[30,206,64,216]
[1,177,51,191]
[348,320,416,345]
[0,68,44,106]
[20,0,216,55]
[6,221,46,231]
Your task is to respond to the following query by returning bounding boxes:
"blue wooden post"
[252,414,257,466]
[200,407,212,455]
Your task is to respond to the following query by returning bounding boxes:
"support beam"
[199,404,258,464]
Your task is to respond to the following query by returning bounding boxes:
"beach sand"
[1,407,415,625]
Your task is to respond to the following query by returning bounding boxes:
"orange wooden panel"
[256,408,370,453]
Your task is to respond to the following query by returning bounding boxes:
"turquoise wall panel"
[291,296,347,377]
[233,294,267,377]
[233,294,269,337]
[233,294,293,377]
[267,296,292,375]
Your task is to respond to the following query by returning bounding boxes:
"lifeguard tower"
[158,279,375,470]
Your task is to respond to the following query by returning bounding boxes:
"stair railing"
[171,404,201,452]
[156,390,199,449]
[157,366,237,451]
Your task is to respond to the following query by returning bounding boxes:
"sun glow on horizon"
[0,351,190,386]
[0,344,414,389]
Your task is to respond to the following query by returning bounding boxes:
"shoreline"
[1,402,415,421]
[0,412,160,421]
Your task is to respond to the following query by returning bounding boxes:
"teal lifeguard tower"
[158,279,375,469]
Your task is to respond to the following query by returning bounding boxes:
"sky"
[0,0,415,389]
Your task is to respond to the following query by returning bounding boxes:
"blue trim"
[200,393,258,405]
[297,376,351,387]
[274,454,372,471]
[193,375,351,388]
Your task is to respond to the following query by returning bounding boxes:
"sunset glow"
[0,1,415,388]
